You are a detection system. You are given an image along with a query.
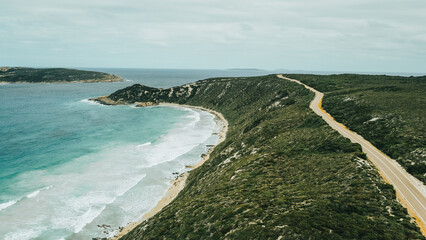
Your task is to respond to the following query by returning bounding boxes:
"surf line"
[110,103,228,240]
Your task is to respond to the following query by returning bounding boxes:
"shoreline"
[110,103,228,240]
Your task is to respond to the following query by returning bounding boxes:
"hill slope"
[286,74,426,184]
[0,67,122,83]
[94,75,423,239]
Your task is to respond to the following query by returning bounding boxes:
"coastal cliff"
[96,75,423,239]
[0,67,122,83]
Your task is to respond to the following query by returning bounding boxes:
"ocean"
[0,68,271,240]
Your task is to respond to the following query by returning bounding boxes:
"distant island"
[226,68,264,71]
[0,67,122,83]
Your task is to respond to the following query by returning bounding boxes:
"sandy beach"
[110,103,228,240]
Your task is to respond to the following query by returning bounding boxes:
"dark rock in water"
[97,224,111,229]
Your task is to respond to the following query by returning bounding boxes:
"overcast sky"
[1,0,425,73]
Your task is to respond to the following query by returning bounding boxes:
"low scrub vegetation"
[0,67,121,83]
[103,75,423,239]
[286,74,426,184]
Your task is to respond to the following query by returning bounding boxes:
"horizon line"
[1,66,425,77]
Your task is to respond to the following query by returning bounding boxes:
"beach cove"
[110,103,228,240]
[102,74,425,239]
[0,100,222,239]
[0,69,261,240]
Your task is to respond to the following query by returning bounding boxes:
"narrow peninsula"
[93,74,424,239]
[0,67,122,83]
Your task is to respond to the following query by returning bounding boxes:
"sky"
[1,0,426,73]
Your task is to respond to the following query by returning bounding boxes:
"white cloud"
[0,0,425,72]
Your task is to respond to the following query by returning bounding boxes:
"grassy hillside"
[95,75,423,239]
[0,67,122,83]
[286,74,426,184]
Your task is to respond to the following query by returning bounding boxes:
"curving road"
[277,74,426,235]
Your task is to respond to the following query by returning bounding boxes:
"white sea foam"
[132,109,214,169]
[26,185,53,199]
[0,200,17,211]
[185,109,201,127]
[74,206,108,233]
[137,142,152,149]
[5,227,46,240]
[0,186,53,212]
[0,106,218,240]
[78,98,104,106]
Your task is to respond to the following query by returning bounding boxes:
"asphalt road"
[277,74,426,235]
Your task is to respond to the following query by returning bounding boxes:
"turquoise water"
[0,69,267,240]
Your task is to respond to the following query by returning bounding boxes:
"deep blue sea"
[0,68,273,240]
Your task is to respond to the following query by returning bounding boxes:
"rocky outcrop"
[135,102,157,107]
[95,82,200,106]
[89,96,128,105]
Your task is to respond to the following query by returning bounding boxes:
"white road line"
[277,74,426,232]
[328,118,426,218]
